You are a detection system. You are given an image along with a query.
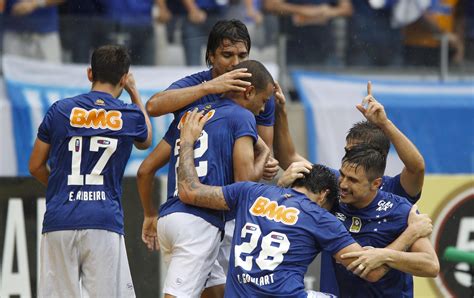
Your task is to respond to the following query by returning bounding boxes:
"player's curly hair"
[292,164,339,207]
[91,45,130,86]
[346,121,390,157]
[342,144,387,182]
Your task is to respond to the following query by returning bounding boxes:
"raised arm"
[146,68,252,117]
[136,139,171,250]
[358,82,425,197]
[125,73,152,150]
[273,82,309,169]
[177,109,229,210]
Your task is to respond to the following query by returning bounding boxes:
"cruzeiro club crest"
[432,184,474,297]
[349,217,362,233]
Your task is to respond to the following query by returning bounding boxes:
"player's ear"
[245,85,256,100]
[87,67,94,83]
[318,189,330,206]
[208,52,215,65]
[371,177,382,191]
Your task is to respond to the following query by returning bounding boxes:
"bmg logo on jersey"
[250,196,300,225]
[70,107,123,130]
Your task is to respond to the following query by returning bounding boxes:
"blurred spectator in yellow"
[403,0,465,67]
[3,0,64,63]
[180,0,231,66]
[347,0,402,67]
[264,0,352,66]
[59,0,103,63]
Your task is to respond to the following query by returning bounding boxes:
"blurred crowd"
[0,0,473,69]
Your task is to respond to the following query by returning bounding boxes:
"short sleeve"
[311,211,356,255]
[255,96,275,126]
[166,70,210,91]
[381,174,421,204]
[223,181,251,211]
[37,102,58,144]
[163,119,178,145]
[232,110,258,144]
[133,109,148,142]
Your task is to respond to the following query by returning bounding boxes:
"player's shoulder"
[221,99,253,118]
[282,189,328,218]
[54,93,90,111]
[173,69,212,87]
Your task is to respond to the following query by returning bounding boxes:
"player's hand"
[204,68,252,94]
[277,161,312,187]
[142,216,159,251]
[356,81,389,127]
[407,204,433,239]
[12,1,37,16]
[124,73,141,102]
[188,7,206,24]
[341,247,388,279]
[124,73,137,93]
[274,82,287,111]
[180,108,211,143]
[263,156,279,181]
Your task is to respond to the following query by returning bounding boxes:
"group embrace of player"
[29,18,439,298]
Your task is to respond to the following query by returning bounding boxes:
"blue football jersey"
[159,99,258,230]
[167,69,275,126]
[222,182,355,298]
[320,170,421,296]
[37,91,148,235]
[332,191,413,298]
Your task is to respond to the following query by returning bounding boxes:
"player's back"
[38,91,148,235]
[160,99,258,230]
[221,182,355,297]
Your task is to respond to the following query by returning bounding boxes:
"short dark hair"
[292,164,339,207]
[346,121,390,156]
[232,60,274,93]
[341,144,387,182]
[205,19,251,67]
[91,45,131,85]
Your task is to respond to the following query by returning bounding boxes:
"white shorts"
[204,219,235,289]
[157,213,222,297]
[39,229,135,298]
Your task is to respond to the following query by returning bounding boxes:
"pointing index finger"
[367,81,372,96]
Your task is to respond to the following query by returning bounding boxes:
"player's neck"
[292,186,315,202]
[227,95,247,109]
[91,82,121,98]
[351,191,378,209]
